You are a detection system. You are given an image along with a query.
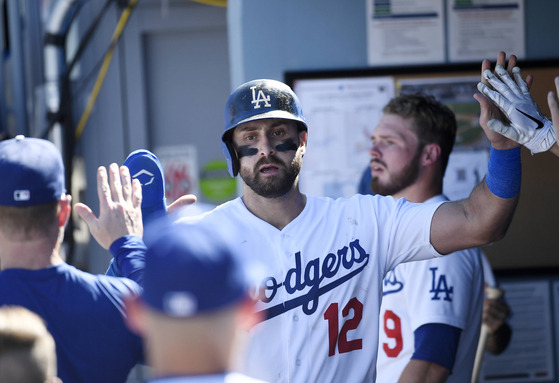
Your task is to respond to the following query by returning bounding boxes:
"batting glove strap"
[487,116,555,154]
[525,119,556,153]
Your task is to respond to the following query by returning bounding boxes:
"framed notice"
[292,76,394,198]
[478,279,555,382]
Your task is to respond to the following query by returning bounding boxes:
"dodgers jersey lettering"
[178,194,444,383]
[376,195,484,383]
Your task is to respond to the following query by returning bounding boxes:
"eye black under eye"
[238,146,258,158]
[275,139,298,152]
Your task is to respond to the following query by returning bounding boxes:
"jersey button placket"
[279,231,295,382]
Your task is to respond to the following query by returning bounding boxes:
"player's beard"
[371,148,422,196]
[241,154,302,198]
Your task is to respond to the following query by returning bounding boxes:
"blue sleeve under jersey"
[412,323,462,372]
[357,166,374,195]
[110,235,147,286]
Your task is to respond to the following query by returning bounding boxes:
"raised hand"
[477,62,555,154]
[474,52,522,150]
[74,163,143,249]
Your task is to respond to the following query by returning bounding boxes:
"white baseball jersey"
[376,195,484,383]
[178,193,444,383]
[149,372,269,383]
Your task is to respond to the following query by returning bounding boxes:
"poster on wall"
[479,280,555,382]
[366,0,445,66]
[155,144,199,205]
[447,0,525,62]
[292,76,395,198]
[291,73,490,200]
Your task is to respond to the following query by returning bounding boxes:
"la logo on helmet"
[250,85,271,109]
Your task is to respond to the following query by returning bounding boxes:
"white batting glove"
[477,65,556,154]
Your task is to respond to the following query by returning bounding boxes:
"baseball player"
[123,217,268,383]
[169,52,523,382]
[0,137,146,383]
[358,156,512,368]
[369,94,483,382]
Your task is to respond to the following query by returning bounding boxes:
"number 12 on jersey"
[323,297,363,357]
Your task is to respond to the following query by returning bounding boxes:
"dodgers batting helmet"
[221,79,308,177]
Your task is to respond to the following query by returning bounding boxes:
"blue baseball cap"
[142,218,250,317]
[124,149,167,224]
[0,136,65,206]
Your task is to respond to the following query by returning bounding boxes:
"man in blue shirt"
[0,136,145,383]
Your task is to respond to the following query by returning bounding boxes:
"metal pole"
[6,0,28,135]
[0,1,8,137]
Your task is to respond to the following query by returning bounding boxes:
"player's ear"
[123,294,147,336]
[58,194,72,228]
[421,143,441,167]
[299,130,308,146]
[298,130,308,158]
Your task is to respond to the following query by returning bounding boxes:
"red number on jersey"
[323,297,363,357]
[382,309,403,357]
[324,303,339,357]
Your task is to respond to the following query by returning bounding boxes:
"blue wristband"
[485,146,521,199]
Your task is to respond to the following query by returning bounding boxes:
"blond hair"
[0,306,58,382]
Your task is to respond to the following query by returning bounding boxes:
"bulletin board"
[285,59,559,272]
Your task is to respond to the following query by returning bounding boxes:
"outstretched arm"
[431,52,520,255]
